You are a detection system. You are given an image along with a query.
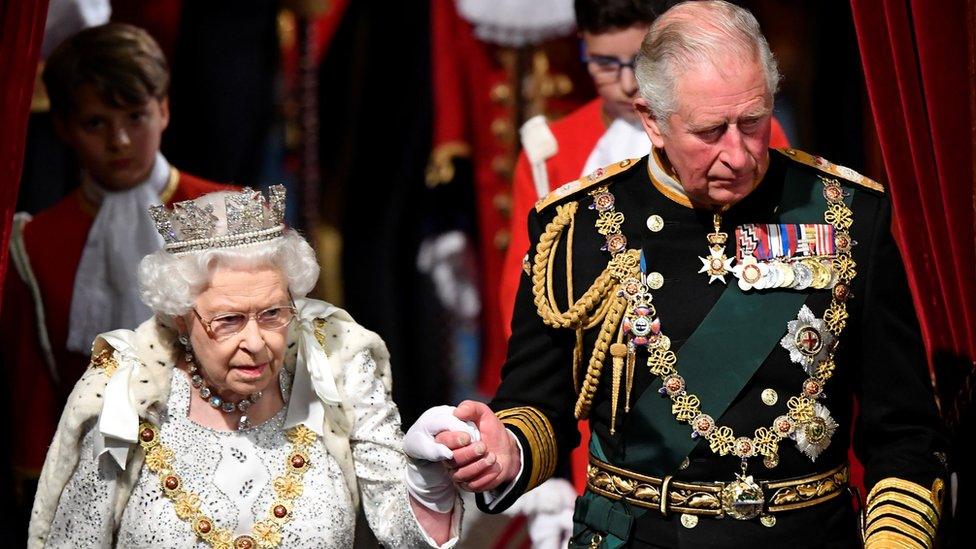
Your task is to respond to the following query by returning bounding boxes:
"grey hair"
[634,0,781,133]
[138,193,319,318]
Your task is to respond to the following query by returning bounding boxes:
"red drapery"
[0,0,49,315]
[850,1,976,407]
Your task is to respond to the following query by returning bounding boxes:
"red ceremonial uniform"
[0,171,229,480]
[498,99,791,490]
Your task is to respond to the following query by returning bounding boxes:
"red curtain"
[850,1,976,406]
[0,0,49,315]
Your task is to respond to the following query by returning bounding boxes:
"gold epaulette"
[535,158,641,212]
[864,477,944,548]
[496,406,557,492]
[777,147,885,193]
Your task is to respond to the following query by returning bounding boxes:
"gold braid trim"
[864,478,944,549]
[864,519,931,548]
[530,193,640,419]
[866,504,936,539]
[496,407,557,492]
[532,202,616,330]
[574,295,628,419]
[864,531,931,549]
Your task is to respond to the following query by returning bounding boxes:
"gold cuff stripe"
[865,503,936,540]
[864,518,931,548]
[867,477,942,515]
[863,530,928,549]
[865,494,938,533]
[497,406,557,491]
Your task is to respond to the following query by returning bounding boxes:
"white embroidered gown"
[46,350,439,547]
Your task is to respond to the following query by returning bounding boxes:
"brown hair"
[43,22,169,118]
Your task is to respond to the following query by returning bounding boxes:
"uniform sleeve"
[850,194,947,548]
[346,350,461,548]
[477,207,581,513]
[44,420,120,547]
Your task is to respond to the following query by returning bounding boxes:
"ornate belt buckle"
[720,474,765,520]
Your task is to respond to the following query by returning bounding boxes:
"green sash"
[611,169,852,475]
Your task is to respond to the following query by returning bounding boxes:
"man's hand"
[441,400,522,492]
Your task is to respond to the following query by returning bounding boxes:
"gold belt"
[587,455,849,520]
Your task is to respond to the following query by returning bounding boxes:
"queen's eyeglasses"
[193,302,297,341]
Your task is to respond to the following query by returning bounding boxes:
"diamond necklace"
[183,350,262,431]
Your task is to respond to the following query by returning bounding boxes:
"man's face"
[637,56,772,208]
[582,24,649,123]
[57,83,169,191]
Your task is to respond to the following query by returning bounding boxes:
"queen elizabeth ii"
[28,187,464,547]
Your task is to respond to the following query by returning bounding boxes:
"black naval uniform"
[477,149,947,548]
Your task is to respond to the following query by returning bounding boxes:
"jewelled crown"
[150,185,286,255]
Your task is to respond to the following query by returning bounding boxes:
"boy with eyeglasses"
[1,23,230,520]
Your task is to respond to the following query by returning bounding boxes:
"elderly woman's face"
[184,265,291,398]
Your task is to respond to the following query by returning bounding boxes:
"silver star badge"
[792,402,838,462]
[780,305,836,375]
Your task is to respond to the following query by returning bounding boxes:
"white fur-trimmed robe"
[28,305,393,547]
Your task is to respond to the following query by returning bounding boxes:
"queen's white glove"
[403,405,481,513]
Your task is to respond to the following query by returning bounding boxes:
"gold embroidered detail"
[776,148,885,193]
[138,421,316,548]
[587,456,847,518]
[425,141,471,187]
[534,159,640,213]
[496,407,557,492]
[89,349,119,377]
[767,466,848,511]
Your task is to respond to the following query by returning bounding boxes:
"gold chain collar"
[137,421,318,549]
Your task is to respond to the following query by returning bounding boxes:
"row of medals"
[735,255,836,291]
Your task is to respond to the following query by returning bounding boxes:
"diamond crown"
[150,185,286,255]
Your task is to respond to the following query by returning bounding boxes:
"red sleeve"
[0,263,58,477]
[429,0,470,150]
[499,151,538,339]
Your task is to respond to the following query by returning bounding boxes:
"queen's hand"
[403,405,479,512]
